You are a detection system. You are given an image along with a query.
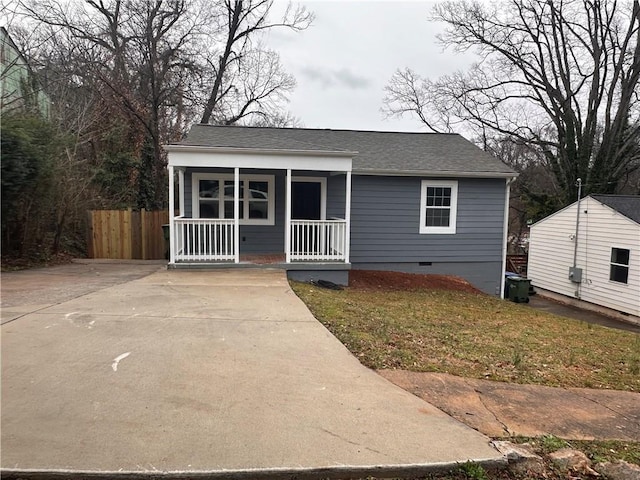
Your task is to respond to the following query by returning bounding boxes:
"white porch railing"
[174,218,235,262]
[290,219,347,261]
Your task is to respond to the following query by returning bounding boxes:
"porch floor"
[169,257,351,271]
[239,253,286,264]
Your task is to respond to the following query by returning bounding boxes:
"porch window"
[419,180,458,234]
[610,247,630,284]
[193,174,275,225]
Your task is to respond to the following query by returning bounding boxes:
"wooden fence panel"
[88,209,168,260]
[142,209,169,260]
[130,210,142,260]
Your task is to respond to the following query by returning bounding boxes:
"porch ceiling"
[166,145,353,172]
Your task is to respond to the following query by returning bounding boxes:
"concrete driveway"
[2,262,501,477]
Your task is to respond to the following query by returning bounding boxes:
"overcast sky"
[265,1,478,132]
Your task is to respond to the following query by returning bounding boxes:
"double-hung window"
[193,174,275,225]
[419,180,458,234]
[609,247,630,284]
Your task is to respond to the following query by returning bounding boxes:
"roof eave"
[353,168,518,179]
[164,144,357,158]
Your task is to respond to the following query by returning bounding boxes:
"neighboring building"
[1,26,50,116]
[165,125,517,295]
[528,195,640,322]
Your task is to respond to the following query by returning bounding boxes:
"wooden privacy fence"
[87,209,169,260]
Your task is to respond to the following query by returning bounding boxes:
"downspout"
[500,176,517,299]
[572,178,582,269]
[571,178,583,299]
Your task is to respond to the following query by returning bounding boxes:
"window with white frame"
[192,174,275,225]
[419,180,458,234]
[609,247,630,284]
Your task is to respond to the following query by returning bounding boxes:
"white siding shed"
[528,195,640,318]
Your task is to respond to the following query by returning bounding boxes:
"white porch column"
[178,168,185,217]
[168,165,175,264]
[285,169,292,263]
[234,167,240,263]
[344,171,352,264]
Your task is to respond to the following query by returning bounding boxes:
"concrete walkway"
[380,370,640,442]
[1,264,501,478]
[526,294,640,334]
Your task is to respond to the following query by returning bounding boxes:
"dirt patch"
[349,269,481,294]
[1,252,75,272]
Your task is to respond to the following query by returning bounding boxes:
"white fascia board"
[529,197,582,229]
[353,169,518,179]
[166,145,353,172]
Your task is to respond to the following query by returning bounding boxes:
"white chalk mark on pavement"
[111,352,131,372]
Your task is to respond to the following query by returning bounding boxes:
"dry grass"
[290,281,640,392]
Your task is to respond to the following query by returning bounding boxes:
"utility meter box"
[568,267,583,283]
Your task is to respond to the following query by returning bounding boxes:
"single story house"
[165,125,517,295]
[528,194,640,322]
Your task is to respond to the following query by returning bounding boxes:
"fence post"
[86,211,95,258]
[141,208,147,260]
[124,208,132,259]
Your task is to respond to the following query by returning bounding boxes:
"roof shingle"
[178,124,516,177]
[591,194,640,224]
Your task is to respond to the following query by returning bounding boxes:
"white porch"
[165,145,353,266]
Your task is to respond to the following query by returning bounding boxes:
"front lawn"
[290,272,640,392]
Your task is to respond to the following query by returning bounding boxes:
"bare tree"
[383,0,640,209]
[198,0,312,125]
[249,110,303,128]
[17,0,227,208]
[14,0,312,207]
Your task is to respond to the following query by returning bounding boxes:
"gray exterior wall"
[181,169,507,294]
[349,176,506,294]
[326,174,346,219]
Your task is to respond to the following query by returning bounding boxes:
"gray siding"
[349,176,506,294]
[326,174,346,219]
[350,176,505,262]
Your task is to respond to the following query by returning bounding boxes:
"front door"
[292,181,322,220]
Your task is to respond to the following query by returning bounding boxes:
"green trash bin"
[162,224,170,260]
[506,276,531,303]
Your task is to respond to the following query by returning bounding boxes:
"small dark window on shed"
[609,248,630,284]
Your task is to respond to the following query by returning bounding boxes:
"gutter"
[354,169,518,179]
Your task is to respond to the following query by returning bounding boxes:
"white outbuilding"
[527,194,640,324]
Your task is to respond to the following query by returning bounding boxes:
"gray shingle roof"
[591,195,640,224]
[178,124,516,177]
